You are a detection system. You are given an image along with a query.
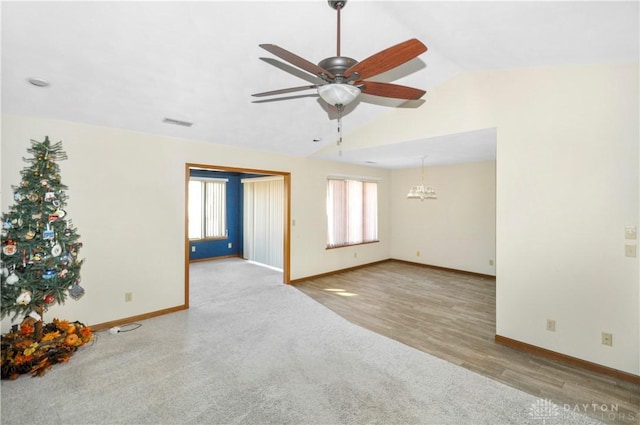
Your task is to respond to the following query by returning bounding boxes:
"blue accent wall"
[189,170,243,261]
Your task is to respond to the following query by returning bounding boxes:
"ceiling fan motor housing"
[318,56,358,82]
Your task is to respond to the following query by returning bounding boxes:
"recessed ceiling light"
[312,138,322,143]
[162,117,193,127]
[27,77,50,87]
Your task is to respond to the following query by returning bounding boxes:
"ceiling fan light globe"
[317,84,360,106]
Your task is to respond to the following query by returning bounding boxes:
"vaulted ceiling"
[2,1,638,168]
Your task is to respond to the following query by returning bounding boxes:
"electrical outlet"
[125,292,133,302]
[191,246,196,252]
[601,332,613,346]
[625,244,637,258]
[489,259,494,266]
[546,319,556,332]
[354,252,357,258]
[416,250,421,257]
[228,242,232,249]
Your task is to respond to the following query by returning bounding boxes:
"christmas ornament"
[51,242,62,257]
[2,244,17,256]
[6,272,19,285]
[44,294,56,304]
[43,269,56,280]
[42,223,54,240]
[69,283,85,300]
[16,291,32,305]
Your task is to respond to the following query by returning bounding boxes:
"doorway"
[184,163,291,308]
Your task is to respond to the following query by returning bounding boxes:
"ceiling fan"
[252,0,428,111]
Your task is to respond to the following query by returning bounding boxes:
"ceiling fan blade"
[252,85,320,98]
[260,44,334,80]
[358,81,426,100]
[260,58,325,85]
[345,38,427,81]
[252,94,319,104]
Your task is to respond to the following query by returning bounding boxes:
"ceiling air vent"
[162,117,193,127]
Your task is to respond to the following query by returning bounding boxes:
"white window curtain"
[327,178,378,248]
[242,176,284,270]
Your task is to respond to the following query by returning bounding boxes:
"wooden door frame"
[184,163,291,308]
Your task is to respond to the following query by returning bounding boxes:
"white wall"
[342,63,639,375]
[1,114,392,331]
[390,161,496,275]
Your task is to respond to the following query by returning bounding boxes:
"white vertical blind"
[242,176,284,269]
[188,178,227,239]
[204,180,226,238]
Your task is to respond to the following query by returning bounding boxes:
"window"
[326,178,378,248]
[188,177,227,240]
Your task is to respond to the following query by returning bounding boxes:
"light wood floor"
[294,260,639,425]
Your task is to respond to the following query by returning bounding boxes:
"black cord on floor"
[118,323,142,332]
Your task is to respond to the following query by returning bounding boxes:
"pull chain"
[336,104,343,156]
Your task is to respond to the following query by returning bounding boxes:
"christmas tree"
[1,137,85,337]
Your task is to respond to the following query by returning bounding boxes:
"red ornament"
[44,294,56,305]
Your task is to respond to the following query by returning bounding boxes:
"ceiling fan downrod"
[329,1,347,57]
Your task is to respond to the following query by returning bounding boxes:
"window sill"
[326,240,380,250]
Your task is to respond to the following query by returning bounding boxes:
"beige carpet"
[1,258,603,425]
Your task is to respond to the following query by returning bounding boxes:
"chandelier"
[407,156,437,201]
